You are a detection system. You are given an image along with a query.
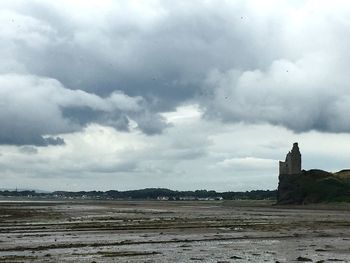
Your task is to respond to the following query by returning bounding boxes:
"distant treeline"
[0,188,277,200]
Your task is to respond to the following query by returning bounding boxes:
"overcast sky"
[1,0,350,191]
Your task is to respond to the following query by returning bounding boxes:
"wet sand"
[0,200,350,262]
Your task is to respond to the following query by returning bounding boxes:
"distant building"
[157,196,170,201]
[279,142,302,175]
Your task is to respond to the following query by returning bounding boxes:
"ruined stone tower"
[279,143,302,175]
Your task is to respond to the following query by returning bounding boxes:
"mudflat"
[0,200,349,262]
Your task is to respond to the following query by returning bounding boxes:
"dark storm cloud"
[2,1,281,100]
[62,107,130,132]
[0,74,155,146]
[134,112,169,135]
[0,132,64,147]
[1,0,350,146]
[44,136,65,146]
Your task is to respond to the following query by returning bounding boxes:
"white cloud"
[0,9,55,48]
[217,157,276,171]
[162,104,202,124]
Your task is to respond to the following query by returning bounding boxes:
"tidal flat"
[0,200,350,262]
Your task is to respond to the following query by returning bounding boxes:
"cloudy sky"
[1,0,350,191]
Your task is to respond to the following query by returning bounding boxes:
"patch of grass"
[279,171,350,204]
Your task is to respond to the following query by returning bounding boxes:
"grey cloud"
[19,146,38,154]
[89,161,138,174]
[44,136,65,146]
[1,1,283,105]
[200,54,350,133]
[0,74,164,145]
[134,112,170,135]
[0,133,64,147]
[1,0,350,141]
[62,107,130,131]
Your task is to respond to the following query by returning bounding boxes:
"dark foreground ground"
[0,200,350,262]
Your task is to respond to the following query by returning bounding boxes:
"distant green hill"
[277,169,350,204]
[0,188,277,200]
